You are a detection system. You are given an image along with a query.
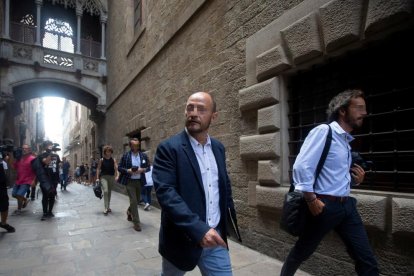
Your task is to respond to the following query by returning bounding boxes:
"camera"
[0,139,19,160]
[351,151,373,171]
[131,166,138,172]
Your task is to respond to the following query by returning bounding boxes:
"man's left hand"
[200,228,226,248]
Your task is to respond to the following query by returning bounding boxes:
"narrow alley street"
[0,183,309,276]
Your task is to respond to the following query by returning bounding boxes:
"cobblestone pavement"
[0,183,311,276]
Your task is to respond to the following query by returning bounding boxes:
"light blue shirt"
[130,152,141,180]
[186,129,220,228]
[293,121,354,197]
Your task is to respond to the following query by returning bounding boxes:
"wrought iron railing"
[9,21,102,59]
[10,22,36,44]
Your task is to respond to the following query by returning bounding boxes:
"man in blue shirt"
[281,90,379,276]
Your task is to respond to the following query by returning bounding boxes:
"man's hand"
[200,228,227,248]
[307,198,325,216]
[137,167,146,174]
[350,163,365,185]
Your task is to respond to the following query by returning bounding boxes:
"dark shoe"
[41,213,48,221]
[107,208,112,213]
[22,199,28,208]
[47,212,55,218]
[0,223,15,233]
[133,224,141,231]
[30,197,35,201]
[126,210,132,221]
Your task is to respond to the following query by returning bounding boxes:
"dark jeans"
[281,197,379,276]
[40,187,55,214]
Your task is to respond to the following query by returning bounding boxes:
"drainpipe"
[35,0,43,45]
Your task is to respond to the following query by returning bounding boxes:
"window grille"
[42,18,74,53]
[287,29,414,193]
[10,14,36,44]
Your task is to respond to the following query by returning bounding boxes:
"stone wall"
[105,0,414,275]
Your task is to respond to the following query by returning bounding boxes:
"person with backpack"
[281,90,379,276]
[96,145,118,215]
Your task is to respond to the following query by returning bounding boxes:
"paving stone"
[0,183,311,275]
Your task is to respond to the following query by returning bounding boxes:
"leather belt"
[316,194,349,203]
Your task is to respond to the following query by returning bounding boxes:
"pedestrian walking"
[96,145,118,215]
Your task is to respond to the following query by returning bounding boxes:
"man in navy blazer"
[153,92,238,275]
[118,138,150,232]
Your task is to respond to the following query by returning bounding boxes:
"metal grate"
[287,28,414,193]
[10,22,36,44]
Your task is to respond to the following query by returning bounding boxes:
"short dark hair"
[326,89,365,122]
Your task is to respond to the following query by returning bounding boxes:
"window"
[287,29,414,193]
[42,18,74,53]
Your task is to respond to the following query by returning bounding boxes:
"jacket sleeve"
[117,153,128,174]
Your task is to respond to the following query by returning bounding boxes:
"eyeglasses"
[186,104,209,114]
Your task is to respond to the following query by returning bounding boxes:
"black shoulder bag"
[280,125,332,236]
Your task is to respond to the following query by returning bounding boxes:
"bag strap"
[289,124,332,192]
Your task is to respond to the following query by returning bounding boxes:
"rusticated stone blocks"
[240,132,280,160]
[392,197,414,234]
[281,13,323,65]
[256,186,286,209]
[258,105,280,134]
[319,0,363,52]
[365,0,414,35]
[352,193,387,231]
[256,45,291,81]
[239,77,279,111]
[258,160,280,186]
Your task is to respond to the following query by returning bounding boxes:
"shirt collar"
[185,128,211,147]
[330,121,354,142]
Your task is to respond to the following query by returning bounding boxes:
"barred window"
[288,29,414,193]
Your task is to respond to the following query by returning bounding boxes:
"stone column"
[4,0,10,38]
[100,14,107,59]
[35,0,43,45]
[76,5,83,54]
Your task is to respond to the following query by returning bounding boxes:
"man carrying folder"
[153,92,241,275]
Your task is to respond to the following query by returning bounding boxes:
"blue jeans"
[281,197,379,276]
[142,185,152,204]
[162,245,232,276]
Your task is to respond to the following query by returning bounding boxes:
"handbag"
[93,180,103,199]
[280,125,332,236]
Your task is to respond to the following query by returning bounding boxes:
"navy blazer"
[117,151,150,185]
[153,130,235,271]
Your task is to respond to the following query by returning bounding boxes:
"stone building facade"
[104,0,414,275]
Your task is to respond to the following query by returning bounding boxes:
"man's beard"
[185,118,211,134]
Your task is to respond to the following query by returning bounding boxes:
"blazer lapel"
[180,131,203,190]
[211,140,225,187]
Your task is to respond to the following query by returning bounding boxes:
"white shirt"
[187,130,220,228]
[130,152,141,180]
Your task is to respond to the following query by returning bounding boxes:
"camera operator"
[31,144,58,221]
[0,146,15,232]
[44,141,61,200]
[9,144,36,215]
